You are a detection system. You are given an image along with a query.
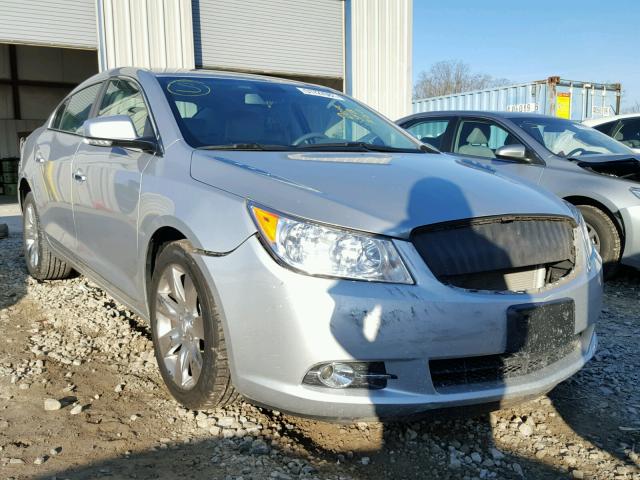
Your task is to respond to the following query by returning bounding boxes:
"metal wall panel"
[347,0,412,120]
[0,0,97,49]
[413,78,622,122]
[0,120,43,158]
[99,0,195,70]
[193,0,344,79]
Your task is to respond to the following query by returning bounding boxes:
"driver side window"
[98,79,152,138]
[453,120,523,159]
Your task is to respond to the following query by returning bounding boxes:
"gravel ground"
[0,214,639,479]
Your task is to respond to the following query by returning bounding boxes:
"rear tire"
[150,240,239,410]
[577,205,620,280]
[22,192,74,281]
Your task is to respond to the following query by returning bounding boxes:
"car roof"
[583,113,640,126]
[397,110,571,123]
[74,67,328,91]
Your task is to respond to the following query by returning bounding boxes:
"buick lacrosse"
[18,68,602,419]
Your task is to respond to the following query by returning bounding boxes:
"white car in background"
[584,114,640,154]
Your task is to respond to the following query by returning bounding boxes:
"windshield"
[509,116,633,158]
[158,76,423,152]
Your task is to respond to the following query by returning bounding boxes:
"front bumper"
[620,205,640,269]
[196,235,602,420]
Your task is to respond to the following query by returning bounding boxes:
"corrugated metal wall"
[0,120,43,158]
[193,0,344,79]
[413,79,622,122]
[98,0,195,70]
[347,0,412,120]
[0,0,97,49]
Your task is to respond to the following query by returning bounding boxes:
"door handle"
[73,169,87,183]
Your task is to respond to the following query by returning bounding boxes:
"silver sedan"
[18,68,601,419]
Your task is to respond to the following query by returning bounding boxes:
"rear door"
[450,117,545,185]
[72,77,157,304]
[34,82,103,254]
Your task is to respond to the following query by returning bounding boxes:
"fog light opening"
[318,363,355,389]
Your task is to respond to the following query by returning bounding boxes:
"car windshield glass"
[509,117,632,157]
[157,76,423,152]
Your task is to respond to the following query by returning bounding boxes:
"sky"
[412,0,640,110]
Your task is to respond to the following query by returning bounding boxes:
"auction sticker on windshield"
[297,87,343,100]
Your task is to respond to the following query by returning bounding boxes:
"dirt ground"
[0,199,639,480]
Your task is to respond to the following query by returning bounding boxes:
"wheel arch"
[19,178,31,211]
[563,195,624,241]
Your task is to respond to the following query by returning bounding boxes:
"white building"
[0,0,412,159]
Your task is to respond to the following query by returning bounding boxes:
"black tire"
[150,240,239,410]
[577,205,621,280]
[22,192,74,281]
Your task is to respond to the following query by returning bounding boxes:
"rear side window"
[405,119,450,150]
[51,83,103,134]
[98,79,152,138]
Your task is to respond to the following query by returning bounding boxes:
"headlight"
[249,204,413,284]
[631,187,640,200]
[563,201,595,265]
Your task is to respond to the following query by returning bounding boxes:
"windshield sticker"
[296,87,343,100]
[167,79,211,96]
[332,104,374,126]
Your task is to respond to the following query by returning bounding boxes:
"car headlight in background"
[249,204,413,284]
[631,187,640,200]
[563,201,596,268]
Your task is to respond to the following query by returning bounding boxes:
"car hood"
[570,153,640,163]
[570,154,640,182]
[191,150,571,238]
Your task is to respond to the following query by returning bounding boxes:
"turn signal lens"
[252,206,279,243]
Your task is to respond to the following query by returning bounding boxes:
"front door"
[451,118,544,185]
[72,78,156,303]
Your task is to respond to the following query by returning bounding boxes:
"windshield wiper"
[294,141,424,153]
[197,143,289,151]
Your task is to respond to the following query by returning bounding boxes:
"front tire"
[22,192,74,281]
[150,240,238,410]
[577,205,621,280]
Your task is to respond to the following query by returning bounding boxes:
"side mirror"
[495,144,529,162]
[82,115,158,154]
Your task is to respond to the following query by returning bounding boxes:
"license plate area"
[506,299,575,354]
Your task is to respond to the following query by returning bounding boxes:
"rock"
[512,463,524,476]
[490,448,505,460]
[470,452,482,463]
[69,404,84,415]
[217,416,235,428]
[114,383,125,393]
[518,423,534,437]
[449,453,461,469]
[9,458,25,464]
[44,398,62,411]
[572,470,585,479]
[361,456,370,465]
[34,456,47,465]
[251,439,270,455]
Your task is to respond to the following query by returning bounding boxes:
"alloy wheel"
[586,223,601,253]
[155,264,205,390]
[24,204,40,269]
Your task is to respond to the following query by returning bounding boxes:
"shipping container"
[412,77,622,122]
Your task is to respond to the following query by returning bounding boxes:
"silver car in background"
[397,111,640,278]
[19,69,601,419]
